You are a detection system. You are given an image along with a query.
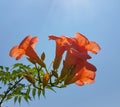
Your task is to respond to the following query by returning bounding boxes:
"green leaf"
[46,85,56,93]
[24,96,29,102]
[0,94,4,99]
[12,63,31,72]
[0,66,3,70]
[59,84,66,88]
[18,96,22,104]
[37,89,41,98]
[6,94,13,101]
[27,95,32,101]
[5,67,9,72]
[42,89,46,97]
[40,69,45,76]
[13,63,23,69]
[26,85,31,95]
[14,96,18,103]
[32,88,36,99]
[23,94,31,103]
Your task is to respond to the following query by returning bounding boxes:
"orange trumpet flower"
[49,35,70,70]
[9,35,45,67]
[64,61,96,86]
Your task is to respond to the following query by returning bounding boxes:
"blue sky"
[0,0,120,107]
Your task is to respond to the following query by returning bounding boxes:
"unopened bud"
[23,72,35,84]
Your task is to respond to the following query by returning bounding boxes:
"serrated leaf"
[40,69,45,76]
[14,96,18,103]
[13,63,22,69]
[5,67,9,72]
[46,86,56,93]
[59,84,66,88]
[27,95,32,101]
[24,96,29,102]
[0,66,3,70]
[32,88,36,99]
[0,94,4,99]
[23,94,31,103]
[6,94,13,101]
[37,89,41,98]
[18,96,21,104]
[42,89,45,97]
[12,63,30,72]
[26,85,31,95]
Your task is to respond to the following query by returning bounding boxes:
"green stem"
[35,64,42,84]
[0,77,23,107]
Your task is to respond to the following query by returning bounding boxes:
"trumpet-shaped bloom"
[64,61,96,86]
[9,35,39,60]
[49,35,70,69]
[50,32,101,86]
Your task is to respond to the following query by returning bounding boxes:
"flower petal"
[70,48,91,60]
[75,32,89,46]
[29,36,39,48]
[49,35,60,40]
[85,41,101,54]
[19,35,31,50]
[75,67,96,86]
[9,46,25,60]
[85,61,97,72]
[49,35,70,50]
[75,80,84,86]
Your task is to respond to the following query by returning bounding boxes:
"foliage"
[0,61,65,107]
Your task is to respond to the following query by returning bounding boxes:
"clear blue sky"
[0,0,120,107]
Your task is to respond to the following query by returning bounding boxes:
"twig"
[0,77,23,107]
[35,64,42,84]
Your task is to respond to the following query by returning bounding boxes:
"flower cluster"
[0,32,101,106]
[49,32,101,86]
[9,32,101,87]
